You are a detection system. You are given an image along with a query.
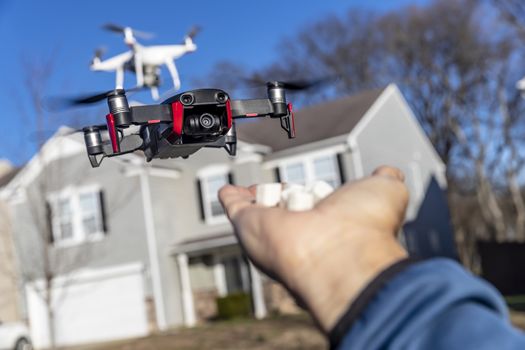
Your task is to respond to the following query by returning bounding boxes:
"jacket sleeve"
[330,258,525,350]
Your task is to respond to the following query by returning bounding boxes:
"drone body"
[90,24,199,100]
[81,82,296,167]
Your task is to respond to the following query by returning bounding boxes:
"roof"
[236,87,385,152]
[0,168,20,188]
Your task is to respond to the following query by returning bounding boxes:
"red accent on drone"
[148,119,161,124]
[106,113,120,153]
[287,103,296,138]
[246,113,258,117]
[226,100,232,129]
[172,101,184,135]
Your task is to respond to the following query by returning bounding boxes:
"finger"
[372,166,405,182]
[218,185,257,219]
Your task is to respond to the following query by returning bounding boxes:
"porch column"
[213,256,227,297]
[177,253,196,326]
[249,262,267,319]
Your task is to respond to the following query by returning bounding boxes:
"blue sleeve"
[334,258,525,350]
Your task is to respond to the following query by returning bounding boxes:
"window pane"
[57,198,73,240]
[79,193,97,215]
[210,200,225,217]
[58,198,71,217]
[60,222,73,240]
[285,163,306,184]
[313,156,340,188]
[83,217,99,235]
[205,175,228,218]
[79,192,101,235]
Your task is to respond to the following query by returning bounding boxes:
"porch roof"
[171,232,238,255]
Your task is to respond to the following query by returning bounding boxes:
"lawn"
[71,314,326,350]
[71,311,525,350]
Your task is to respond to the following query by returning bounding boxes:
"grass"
[506,295,525,311]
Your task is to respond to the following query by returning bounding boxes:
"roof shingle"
[236,88,384,152]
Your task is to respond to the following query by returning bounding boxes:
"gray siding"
[10,153,150,277]
[353,87,445,220]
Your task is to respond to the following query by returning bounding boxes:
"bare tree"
[1,54,104,349]
[198,0,525,267]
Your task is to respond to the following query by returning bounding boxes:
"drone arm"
[129,105,173,124]
[230,99,295,139]
[230,99,274,118]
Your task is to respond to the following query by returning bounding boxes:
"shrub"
[216,292,252,319]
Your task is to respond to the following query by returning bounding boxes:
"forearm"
[330,258,525,349]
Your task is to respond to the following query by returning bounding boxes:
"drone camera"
[83,126,104,155]
[180,93,194,106]
[184,109,224,136]
[215,92,228,103]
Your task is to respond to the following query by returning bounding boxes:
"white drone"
[90,24,200,100]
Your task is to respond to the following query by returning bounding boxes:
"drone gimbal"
[82,83,296,167]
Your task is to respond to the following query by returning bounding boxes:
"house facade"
[0,161,23,324]
[0,84,456,348]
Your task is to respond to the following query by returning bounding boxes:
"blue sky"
[0,0,428,165]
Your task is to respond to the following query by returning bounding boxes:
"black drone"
[78,82,304,167]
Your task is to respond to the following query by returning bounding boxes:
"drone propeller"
[186,25,201,40]
[44,86,146,111]
[94,46,107,59]
[102,23,155,40]
[244,75,337,91]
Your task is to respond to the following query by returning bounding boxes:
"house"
[0,160,23,324]
[0,84,456,348]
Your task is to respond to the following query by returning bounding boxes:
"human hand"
[218,166,409,333]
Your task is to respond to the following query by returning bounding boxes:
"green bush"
[216,292,252,319]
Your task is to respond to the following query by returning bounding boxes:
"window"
[313,155,341,188]
[198,169,232,224]
[49,186,106,246]
[280,153,341,187]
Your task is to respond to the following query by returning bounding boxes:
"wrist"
[285,227,407,333]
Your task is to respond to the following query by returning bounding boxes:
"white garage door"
[26,263,149,349]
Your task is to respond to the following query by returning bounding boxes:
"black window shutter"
[45,201,54,245]
[274,167,281,183]
[336,153,346,184]
[227,172,235,185]
[196,178,206,221]
[98,190,108,234]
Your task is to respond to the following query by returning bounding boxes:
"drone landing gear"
[280,103,296,139]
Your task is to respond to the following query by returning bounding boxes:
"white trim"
[123,166,181,179]
[139,170,167,330]
[196,164,230,178]
[263,144,346,169]
[236,140,272,155]
[349,138,364,178]
[409,161,424,200]
[177,253,196,327]
[249,263,267,319]
[171,234,238,255]
[213,257,227,297]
